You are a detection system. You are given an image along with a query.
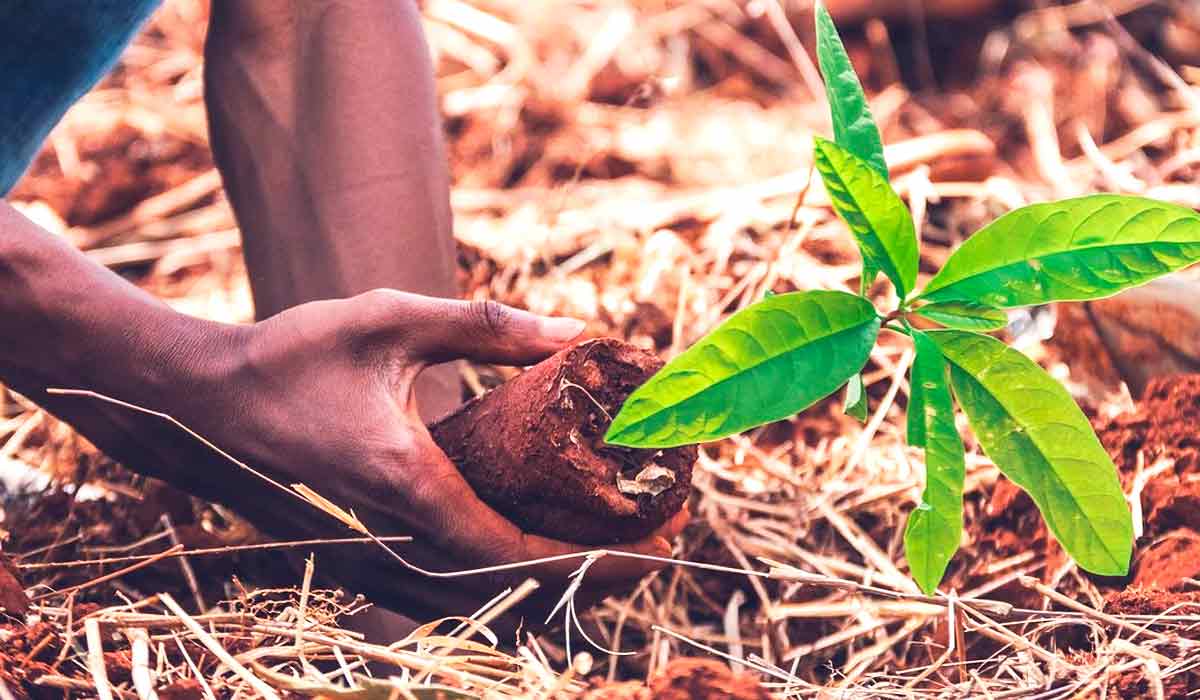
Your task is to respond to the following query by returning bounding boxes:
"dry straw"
[3,0,1200,696]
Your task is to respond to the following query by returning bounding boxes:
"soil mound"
[577,659,770,700]
[1099,375,1200,475]
[431,338,696,544]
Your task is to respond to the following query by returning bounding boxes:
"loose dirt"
[430,338,697,544]
[9,123,212,228]
[577,658,770,700]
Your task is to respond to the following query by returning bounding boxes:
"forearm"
[204,0,457,320]
[0,203,234,407]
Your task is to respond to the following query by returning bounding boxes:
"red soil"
[1104,587,1200,616]
[158,679,205,700]
[1131,529,1200,591]
[577,659,770,700]
[430,338,697,544]
[1108,638,1200,700]
[0,621,59,698]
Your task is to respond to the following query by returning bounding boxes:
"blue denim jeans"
[0,1,161,194]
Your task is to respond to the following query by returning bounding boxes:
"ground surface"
[3,0,1200,697]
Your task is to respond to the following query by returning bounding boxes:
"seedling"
[605,1,1200,594]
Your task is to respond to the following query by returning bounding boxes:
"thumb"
[406,297,586,365]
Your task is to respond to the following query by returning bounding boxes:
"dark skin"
[0,1,677,627]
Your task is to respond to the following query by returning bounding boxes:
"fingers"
[352,289,586,366]
[409,471,671,585]
[405,456,675,586]
[380,429,688,601]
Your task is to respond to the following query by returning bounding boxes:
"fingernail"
[539,317,587,343]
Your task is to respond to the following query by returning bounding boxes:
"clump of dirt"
[1097,375,1200,476]
[1103,586,1200,699]
[430,338,697,544]
[158,679,205,700]
[9,123,212,228]
[1131,529,1200,591]
[1104,587,1200,616]
[0,620,59,695]
[1094,376,1200,590]
[1111,656,1199,700]
[577,659,770,700]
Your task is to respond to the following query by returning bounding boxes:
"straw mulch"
[3,0,1200,697]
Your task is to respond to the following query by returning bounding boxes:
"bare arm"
[203,1,456,312]
[0,1,671,624]
[0,205,671,622]
[0,203,234,410]
[204,0,461,419]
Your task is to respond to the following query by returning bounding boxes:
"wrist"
[88,307,249,415]
[41,298,248,418]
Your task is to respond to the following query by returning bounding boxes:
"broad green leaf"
[606,291,881,448]
[914,301,1008,331]
[814,138,920,298]
[930,330,1133,576]
[844,373,868,422]
[903,331,965,594]
[919,195,1200,308]
[815,0,888,178]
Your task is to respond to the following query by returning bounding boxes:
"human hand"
[42,290,682,624]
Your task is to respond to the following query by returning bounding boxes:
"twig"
[31,544,184,602]
[1016,575,1173,644]
[18,536,414,570]
[760,0,824,98]
[85,618,115,700]
[160,514,205,613]
[126,627,158,700]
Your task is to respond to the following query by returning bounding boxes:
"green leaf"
[904,330,966,594]
[919,195,1200,308]
[815,0,888,178]
[844,373,868,422]
[814,137,920,298]
[606,291,881,448]
[930,330,1133,576]
[914,301,1008,331]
